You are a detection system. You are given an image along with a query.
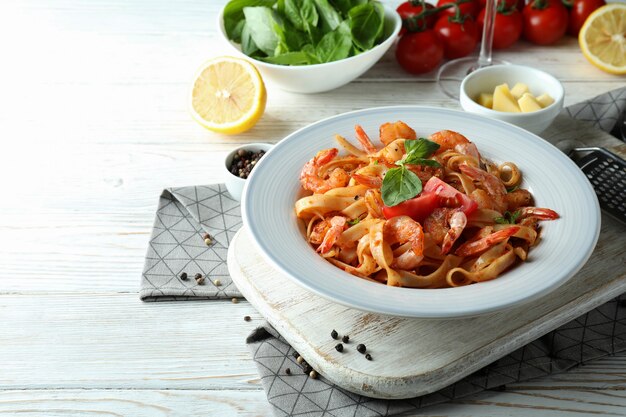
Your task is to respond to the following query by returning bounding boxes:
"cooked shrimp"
[354,125,378,154]
[317,216,347,254]
[373,139,406,166]
[300,148,350,194]
[441,211,467,255]
[429,130,480,160]
[455,226,520,257]
[505,188,533,211]
[423,208,467,254]
[460,164,507,213]
[352,164,388,188]
[379,121,417,145]
[384,216,425,255]
[407,159,444,183]
[518,207,560,221]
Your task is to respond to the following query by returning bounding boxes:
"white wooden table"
[1,0,625,415]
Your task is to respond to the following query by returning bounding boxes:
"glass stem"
[477,0,497,68]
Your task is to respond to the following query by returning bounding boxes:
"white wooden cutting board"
[227,219,626,399]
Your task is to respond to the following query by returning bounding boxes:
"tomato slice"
[382,191,439,222]
[422,176,478,215]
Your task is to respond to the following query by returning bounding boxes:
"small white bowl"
[216,5,401,94]
[460,65,564,135]
[224,143,274,202]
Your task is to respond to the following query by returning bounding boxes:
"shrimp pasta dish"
[294,121,559,288]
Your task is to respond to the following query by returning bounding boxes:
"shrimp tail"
[355,125,378,154]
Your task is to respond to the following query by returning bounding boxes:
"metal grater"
[568,147,626,225]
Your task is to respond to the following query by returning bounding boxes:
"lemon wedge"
[578,4,626,75]
[190,56,267,134]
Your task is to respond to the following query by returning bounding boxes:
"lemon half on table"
[578,3,626,75]
[190,56,267,135]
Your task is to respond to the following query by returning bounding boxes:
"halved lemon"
[578,3,626,75]
[190,56,267,134]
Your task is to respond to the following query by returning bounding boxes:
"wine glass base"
[437,57,509,100]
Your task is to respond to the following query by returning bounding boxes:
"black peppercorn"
[228,149,266,180]
[335,343,343,352]
[285,368,291,375]
[365,353,372,361]
[342,335,349,343]
[357,344,366,354]
[180,272,188,280]
[194,273,202,280]
[331,329,338,339]
[244,316,251,322]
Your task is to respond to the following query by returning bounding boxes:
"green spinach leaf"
[261,51,309,65]
[329,0,366,17]
[381,166,422,207]
[224,0,277,42]
[348,1,384,51]
[313,0,342,32]
[315,21,352,63]
[282,0,319,34]
[241,23,260,56]
[243,6,283,56]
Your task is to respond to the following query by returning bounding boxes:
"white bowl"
[216,5,401,94]
[460,65,564,135]
[224,143,274,202]
[242,106,600,318]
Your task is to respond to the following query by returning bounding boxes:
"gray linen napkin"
[140,185,241,301]
[140,87,626,416]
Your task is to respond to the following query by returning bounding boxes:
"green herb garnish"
[494,210,521,224]
[347,218,360,226]
[381,138,441,207]
[223,0,387,66]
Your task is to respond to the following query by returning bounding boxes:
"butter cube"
[477,93,494,109]
[510,83,529,99]
[518,93,543,113]
[493,84,521,113]
[536,93,555,108]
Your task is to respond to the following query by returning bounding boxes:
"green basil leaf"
[509,210,521,224]
[224,0,277,41]
[315,21,352,63]
[404,138,440,159]
[348,1,383,51]
[494,216,508,224]
[260,51,309,65]
[282,0,319,33]
[243,7,283,56]
[313,0,342,32]
[403,157,442,167]
[381,166,422,207]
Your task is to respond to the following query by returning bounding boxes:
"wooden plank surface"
[1,0,625,414]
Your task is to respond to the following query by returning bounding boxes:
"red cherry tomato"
[437,0,481,17]
[567,0,605,36]
[397,1,437,35]
[478,0,524,12]
[522,0,569,45]
[395,30,445,74]
[434,16,479,59]
[382,192,439,222]
[477,7,523,49]
[422,176,478,216]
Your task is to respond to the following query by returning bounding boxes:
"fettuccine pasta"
[294,121,559,288]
